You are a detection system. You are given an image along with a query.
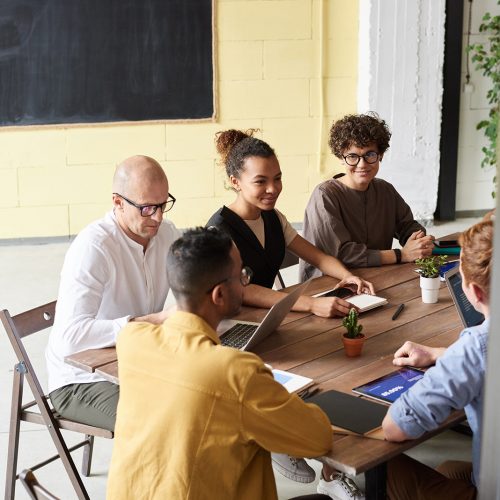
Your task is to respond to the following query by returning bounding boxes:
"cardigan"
[207,206,286,288]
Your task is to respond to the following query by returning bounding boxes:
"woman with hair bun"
[207,128,375,318]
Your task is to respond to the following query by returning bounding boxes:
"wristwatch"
[393,248,402,264]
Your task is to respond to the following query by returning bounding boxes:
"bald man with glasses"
[46,155,180,431]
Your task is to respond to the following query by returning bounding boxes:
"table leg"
[365,462,387,500]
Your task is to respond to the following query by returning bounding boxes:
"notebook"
[218,279,311,351]
[444,266,485,327]
[305,390,388,435]
[272,369,314,394]
[313,287,387,313]
[352,367,425,404]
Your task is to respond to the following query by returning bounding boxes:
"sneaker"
[271,453,316,483]
[317,472,365,500]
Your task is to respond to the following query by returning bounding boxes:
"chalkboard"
[0,0,214,126]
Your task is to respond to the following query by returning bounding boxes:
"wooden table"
[65,262,466,499]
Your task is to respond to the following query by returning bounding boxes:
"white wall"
[456,0,497,212]
[358,0,446,223]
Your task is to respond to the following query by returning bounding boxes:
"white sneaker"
[271,453,316,483]
[317,472,365,500]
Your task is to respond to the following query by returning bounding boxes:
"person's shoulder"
[458,322,489,352]
[206,206,225,227]
[69,212,117,250]
[371,177,399,194]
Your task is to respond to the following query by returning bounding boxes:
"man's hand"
[401,230,434,262]
[336,275,375,295]
[131,304,177,325]
[393,341,445,368]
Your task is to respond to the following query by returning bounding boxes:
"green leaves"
[415,255,448,279]
[467,0,500,198]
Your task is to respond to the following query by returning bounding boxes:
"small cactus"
[342,308,363,339]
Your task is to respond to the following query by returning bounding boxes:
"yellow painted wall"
[0,0,358,239]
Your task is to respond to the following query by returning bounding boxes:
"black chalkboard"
[0,0,213,126]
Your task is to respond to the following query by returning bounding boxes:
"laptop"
[218,279,311,351]
[444,266,485,327]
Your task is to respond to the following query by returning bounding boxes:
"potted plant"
[415,255,448,304]
[341,308,365,357]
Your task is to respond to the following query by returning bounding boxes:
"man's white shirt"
[46,211,180,393]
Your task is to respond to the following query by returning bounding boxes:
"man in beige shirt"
[107,227,333,500]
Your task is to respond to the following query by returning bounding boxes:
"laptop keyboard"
[221,323,258,349]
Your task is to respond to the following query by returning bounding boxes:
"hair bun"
[215,129,258,164]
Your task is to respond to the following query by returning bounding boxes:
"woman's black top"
[206,206,285,288]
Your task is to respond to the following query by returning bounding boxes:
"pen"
[392,303,405,321]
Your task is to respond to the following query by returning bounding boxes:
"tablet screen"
[352,367,425,404]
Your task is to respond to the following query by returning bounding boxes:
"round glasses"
[206,266,253,293]
[114,193,176,217]
[342,151,379,167]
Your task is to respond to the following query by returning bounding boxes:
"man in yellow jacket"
[107,227,333,500]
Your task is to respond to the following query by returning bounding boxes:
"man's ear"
[470,282,486,305]
[112,194,123,211]
[210,284,226,307]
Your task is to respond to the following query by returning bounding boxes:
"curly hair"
[328,112,392,158]
[459,220,494,300]
[215,129,275,178]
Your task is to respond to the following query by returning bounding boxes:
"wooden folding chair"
[19,469,59,500]
[1,302,113,500]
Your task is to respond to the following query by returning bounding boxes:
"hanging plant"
[467,2,500,198]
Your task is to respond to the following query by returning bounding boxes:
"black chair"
[1,302,113,500]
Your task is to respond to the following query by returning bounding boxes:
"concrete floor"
[0,218,479,499]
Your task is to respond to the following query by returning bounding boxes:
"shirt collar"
[166,311,221,345]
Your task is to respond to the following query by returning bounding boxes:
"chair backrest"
[19,470,60,500]
[1,301,57,402]
[2,301,56,339]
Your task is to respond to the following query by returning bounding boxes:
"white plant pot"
[420,276,440,304]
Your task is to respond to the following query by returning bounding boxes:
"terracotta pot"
[420,276,440,304]
[342,333,366,357]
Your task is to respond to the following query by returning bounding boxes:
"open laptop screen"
[445,267,485,328]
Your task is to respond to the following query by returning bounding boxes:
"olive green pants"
[387,454,476,500]
[50,381,119,432]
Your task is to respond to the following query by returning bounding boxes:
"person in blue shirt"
[382,219,493,499]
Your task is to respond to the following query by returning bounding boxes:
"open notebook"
[313,287,387,313]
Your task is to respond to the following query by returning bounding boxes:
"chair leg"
[81,435,94,477]
[5,365,24,500]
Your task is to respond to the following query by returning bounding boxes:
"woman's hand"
[336,275,375,295]
[401,231,434,262]
[392,341,446,368]
[309,296,353,318]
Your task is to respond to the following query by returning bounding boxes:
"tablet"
[352,367,425,404]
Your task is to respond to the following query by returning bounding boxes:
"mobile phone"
[322,287,354,299]
[434,239,459,248]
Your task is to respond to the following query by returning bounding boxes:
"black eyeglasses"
[342,151,379,166]
[114,192,176,217]
[206,266,253,294]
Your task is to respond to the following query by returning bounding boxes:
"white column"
[358,0,446,223]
